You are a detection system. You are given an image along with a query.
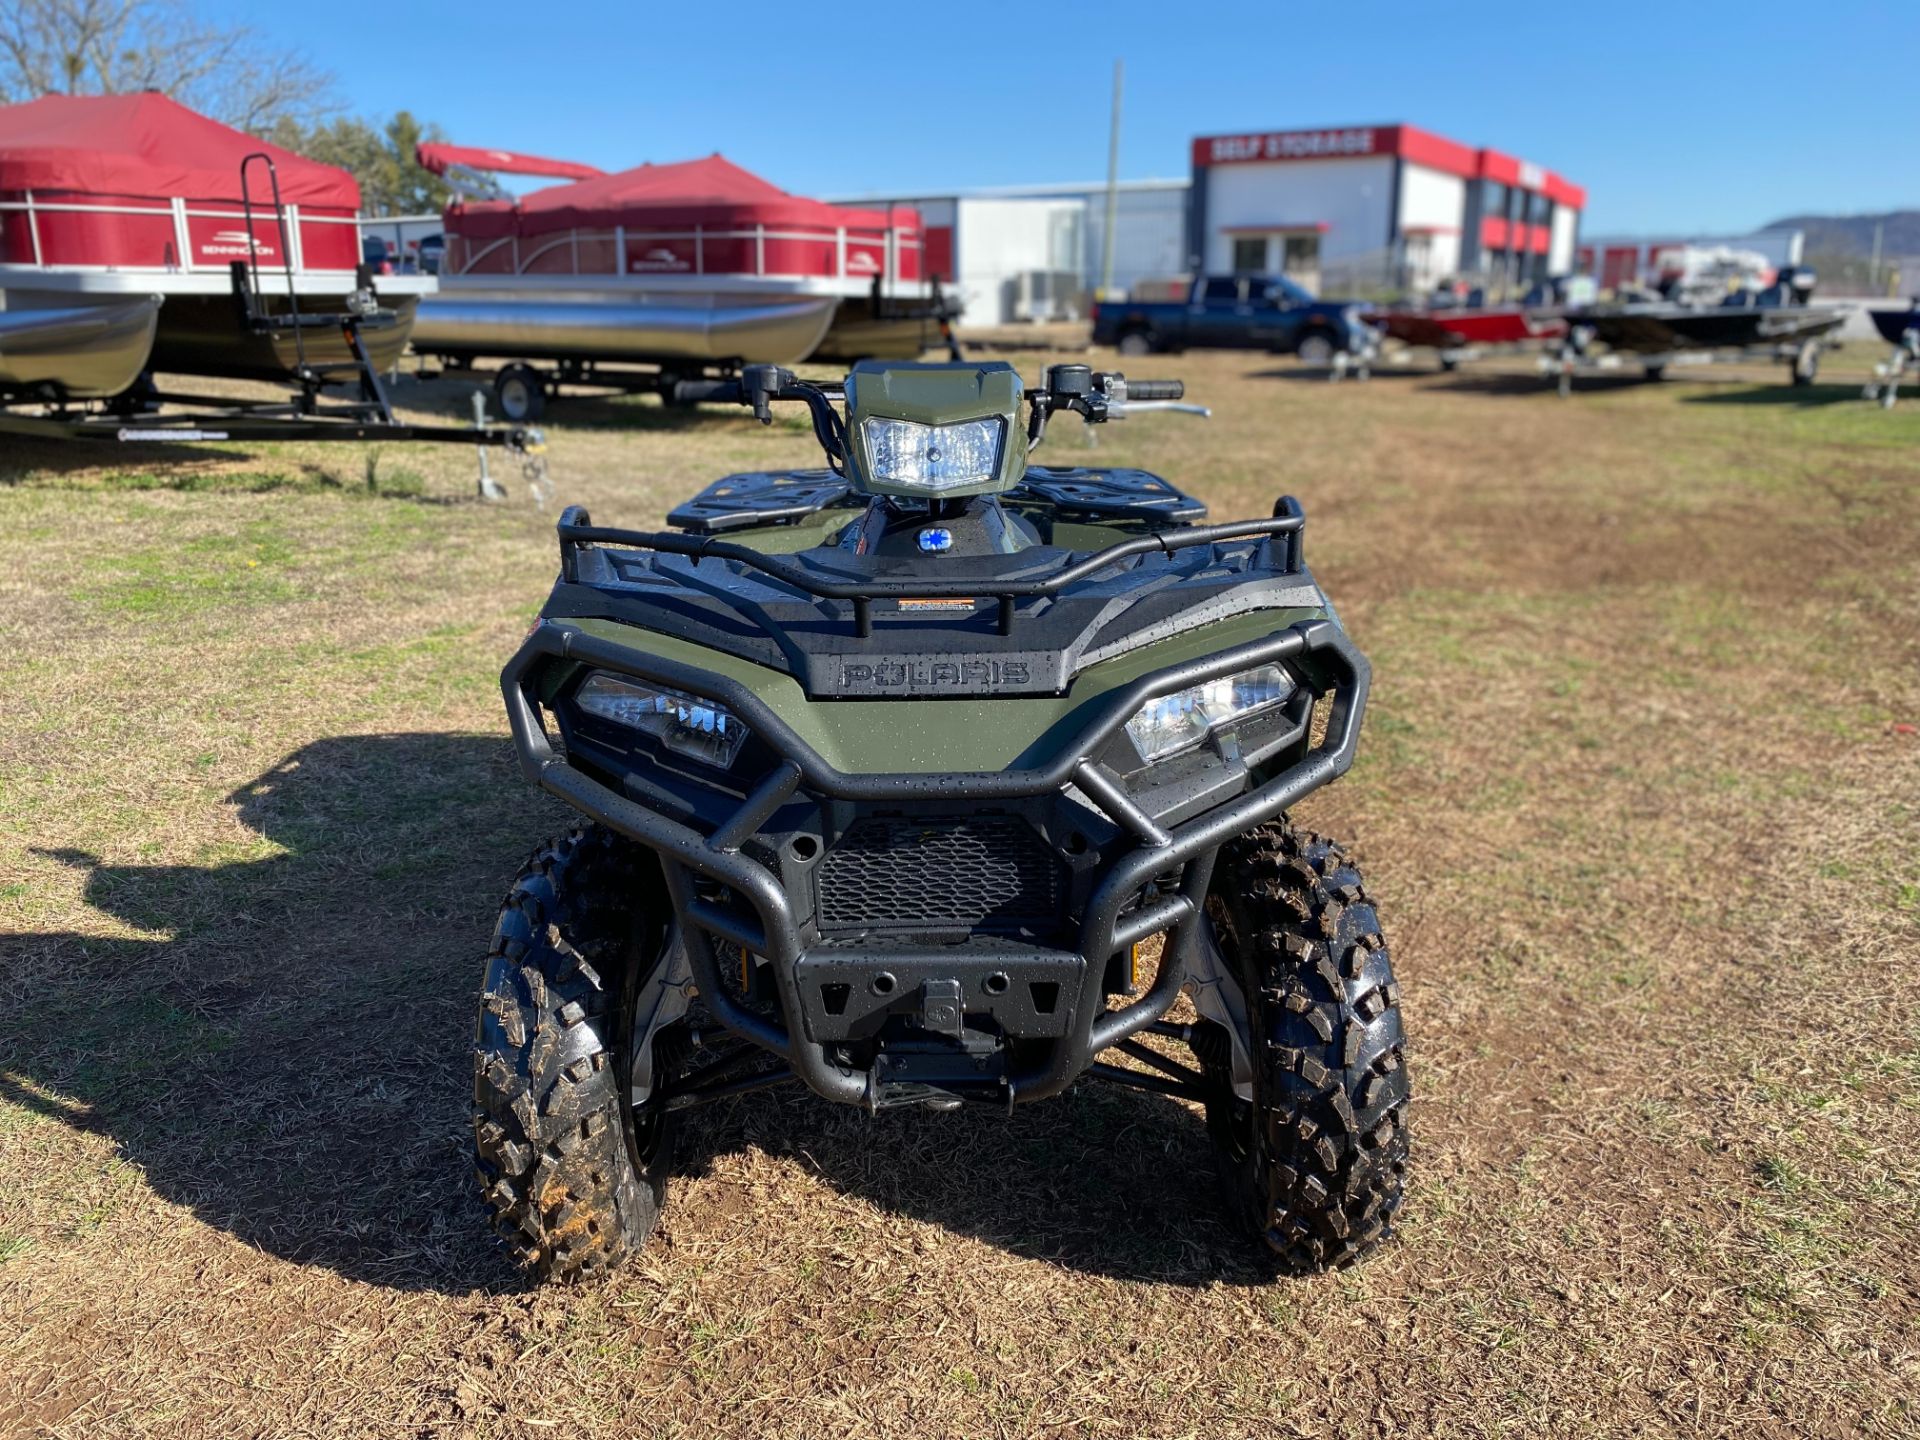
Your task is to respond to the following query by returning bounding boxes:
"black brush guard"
[502,612,1368,1108]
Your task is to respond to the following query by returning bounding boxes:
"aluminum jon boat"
[1572,303,1844,355]
[1551,270,1847,392]
[1868,303,1920,347]
[0,93,427,394]
[1862,302,1920,408]
[1370,306,1568,368]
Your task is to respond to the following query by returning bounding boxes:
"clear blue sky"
[215,0,1918,234]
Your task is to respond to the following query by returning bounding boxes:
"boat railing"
[0,190,361,279]
[445,220,924,290]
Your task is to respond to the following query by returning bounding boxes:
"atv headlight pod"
[574,672,749,767]
[1125,663,1294,763]
[860,414,1005,492]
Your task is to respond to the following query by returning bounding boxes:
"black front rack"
[557,497,1307,638]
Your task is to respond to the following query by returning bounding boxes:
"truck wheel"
[493,363,546,423]
[1117,330,1155,357]
[1198,820,1409,1272]
[1295,332,1336,368]
[474,826,674,1281]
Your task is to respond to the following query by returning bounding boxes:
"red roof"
[0,92,358,208]
[450,153,907,238]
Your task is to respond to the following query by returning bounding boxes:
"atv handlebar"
[670,361,1195,465]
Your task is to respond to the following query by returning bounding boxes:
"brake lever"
[1108,400,1211,418]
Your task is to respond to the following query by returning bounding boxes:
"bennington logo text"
[841,658,1030,688]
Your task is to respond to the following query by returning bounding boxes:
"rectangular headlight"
[861,415,1004,491]
[1125,663,1294,763]
[574,672,749,768]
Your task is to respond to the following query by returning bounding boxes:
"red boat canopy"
[415,142,604,182]
[453,154,903,238]
[0,92,358,208]
[439,153,921,287]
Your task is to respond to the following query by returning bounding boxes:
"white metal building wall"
[1058,182,1189,292]
[1549,206,1580,273]
[1202,156,1394,272]
[950,197,1084,326]
[1396,164,1465,280]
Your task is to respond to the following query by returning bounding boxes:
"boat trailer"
[1539,332,1831,397]
[0,154,551,502]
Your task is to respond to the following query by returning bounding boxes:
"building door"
[1280,233,1321,293]
[1230,235,1269,273]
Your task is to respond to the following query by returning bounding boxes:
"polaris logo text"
[840,659,1030,688]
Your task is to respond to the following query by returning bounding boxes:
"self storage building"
[1187,123,1585,294]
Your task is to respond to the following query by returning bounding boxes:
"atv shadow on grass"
[1,734,1271,1293]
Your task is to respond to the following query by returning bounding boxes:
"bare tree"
[0,0,336,134]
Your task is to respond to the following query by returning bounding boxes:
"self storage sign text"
[1206,129,1378,164]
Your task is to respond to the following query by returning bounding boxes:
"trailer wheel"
[494,364,547,423]
[1117,330,1155,357]
[1791,341,1820,387]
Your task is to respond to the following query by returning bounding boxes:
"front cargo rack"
[556,497,1307,638]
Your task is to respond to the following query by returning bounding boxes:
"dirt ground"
[1,345,1916,1439]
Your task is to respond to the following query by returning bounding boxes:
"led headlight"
[1125,663,1294,763]
[861,415,1004,492]
[574,672,748,767]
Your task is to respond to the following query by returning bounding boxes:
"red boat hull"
[1372,307,1567,350]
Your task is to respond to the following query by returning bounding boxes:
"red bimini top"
[0,92,357,206]
[0,92,363,273]
[416,142,603,183]
[443,154,921,287]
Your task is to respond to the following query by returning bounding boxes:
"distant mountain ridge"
[1766,210,1920,258]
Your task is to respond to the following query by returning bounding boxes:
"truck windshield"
[1259,276,1315,305]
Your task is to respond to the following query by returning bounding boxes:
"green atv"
[476,360,1408,1281]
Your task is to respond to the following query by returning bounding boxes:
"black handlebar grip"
[1126,379,1184,401]
[671,378,743,406]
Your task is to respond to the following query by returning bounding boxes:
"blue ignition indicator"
[917,527,954,553]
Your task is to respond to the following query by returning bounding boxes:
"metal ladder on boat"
[236,152,398,423]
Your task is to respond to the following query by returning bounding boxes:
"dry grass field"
[1,346,1917,1439]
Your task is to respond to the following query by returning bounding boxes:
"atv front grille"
[814,814,1066,936]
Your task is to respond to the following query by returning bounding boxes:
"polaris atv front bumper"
[502,618,1368,1109]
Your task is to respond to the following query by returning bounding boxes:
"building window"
[1230,235,1269,273]
[1281,233,1320,275]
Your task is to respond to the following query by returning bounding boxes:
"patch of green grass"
[1756,1154,1809,1195]
[73,518,303,617]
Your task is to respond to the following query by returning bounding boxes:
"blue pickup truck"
[1091,274,1374,365]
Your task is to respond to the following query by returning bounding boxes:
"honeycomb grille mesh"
[815,815,1065,935]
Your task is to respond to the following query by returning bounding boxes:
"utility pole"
[1100,59,1123,297]
[1870,219,1884,292]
